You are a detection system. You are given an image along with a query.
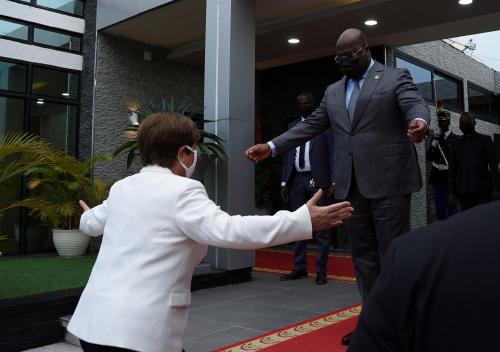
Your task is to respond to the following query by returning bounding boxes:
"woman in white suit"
[68,112,353,352]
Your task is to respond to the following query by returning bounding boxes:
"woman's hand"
[79,200,90,212]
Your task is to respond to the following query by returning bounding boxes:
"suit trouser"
[80,340,185,352]
[288,171,331,273]
[345,172,411,300]
[432,183,457,220]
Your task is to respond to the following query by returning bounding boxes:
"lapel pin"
[374,75,380,80]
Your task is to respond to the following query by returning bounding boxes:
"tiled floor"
[26,271,361,352]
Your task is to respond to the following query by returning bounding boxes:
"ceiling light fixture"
[365,19,378,26]
[288,38,300,45]
[458,0,473,5]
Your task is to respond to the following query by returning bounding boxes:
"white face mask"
[178,145,198,178]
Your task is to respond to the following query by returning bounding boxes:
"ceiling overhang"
[101,0,500,69]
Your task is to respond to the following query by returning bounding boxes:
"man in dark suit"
[280,92,334,285]
[245,28,430,344]
[448,112,500,210]
[348,201,500,352]
[426,108,459,220]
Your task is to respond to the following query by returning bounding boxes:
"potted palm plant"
[113,98,226,176]
[26,154,112,257]
[0,133,66,253]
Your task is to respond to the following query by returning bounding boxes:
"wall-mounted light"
[365,19,378,26]
[458,0,473,5]
[61,92,70,97]
[36,99,44,105]
[288,38,300,45]
[128,112,139,126]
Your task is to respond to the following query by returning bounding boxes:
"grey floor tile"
[239,309,320,332]
[301,293,362,314]
[184,316,233,341]
[204,282,287,300]
[183,326,263,352]
[190,290,239,310]
[190,299,289,325]
[243,287,332,309]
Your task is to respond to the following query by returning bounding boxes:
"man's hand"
[408,120,427,144]
[306,190,353,231]
[79,200,90,212]
[280,186,289,202]
[448,194,457,204]
[245,143,271,163]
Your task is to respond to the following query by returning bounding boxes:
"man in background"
[280,92,334,285]
[448,112,500,210]
[426,107,458,220]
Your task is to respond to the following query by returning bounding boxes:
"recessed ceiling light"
[61,92,70,97]
[458,0,473,5]
[288,38,300,45]
[365,19,378,26]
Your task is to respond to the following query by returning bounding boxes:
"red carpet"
[213,305,361,352]
[254,249,356,281]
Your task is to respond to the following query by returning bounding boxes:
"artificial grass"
[0,254,97,300]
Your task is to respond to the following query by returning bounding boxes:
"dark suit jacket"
[448,132,500,195]
[349,201,500,352]
[272,61,431,200]
[281,118,334,189]
[426,131,459,185]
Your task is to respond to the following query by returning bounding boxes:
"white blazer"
[68,165,312,352]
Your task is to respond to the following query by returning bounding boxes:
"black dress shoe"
[341,331,354,346]
[280,269,308,281]
[315,272,327,285]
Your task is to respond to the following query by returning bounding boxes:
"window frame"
[0,15,83,54]
[467,82,499,125]
[0,16,31,43]
[393,51,465,113]
[8,0,85,18]
[0,55,81,153]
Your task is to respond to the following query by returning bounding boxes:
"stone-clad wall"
[91,33,204,180]
[78,0,97,161]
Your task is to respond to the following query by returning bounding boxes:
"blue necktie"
[348,80,361,122]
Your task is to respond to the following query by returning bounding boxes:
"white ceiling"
[102,0,500,69]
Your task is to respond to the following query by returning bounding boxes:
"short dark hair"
[460,112,476,122]
[138,112,199,168]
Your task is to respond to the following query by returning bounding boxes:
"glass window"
[468,86,492,120]
[0,60,27,93]
[36,0,84,16]
[30,100,77,154]
[0,18,29,41]
[396,57,433,102]
[435,73,461,112]
[34,28,81,52]
[31,67,79,100]
[0,96,25,256]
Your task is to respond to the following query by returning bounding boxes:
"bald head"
[336,28,368,50]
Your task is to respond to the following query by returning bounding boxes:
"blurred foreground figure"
[349,201,500,352]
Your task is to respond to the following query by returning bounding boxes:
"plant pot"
[52,229,90,257]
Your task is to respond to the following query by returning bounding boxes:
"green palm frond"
[114,97,226,168]
[0,198,60,226]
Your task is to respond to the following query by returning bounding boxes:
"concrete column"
[203,0,256,270]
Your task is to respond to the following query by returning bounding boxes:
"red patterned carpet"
[213,305,361,352]
[254,249,356,281]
